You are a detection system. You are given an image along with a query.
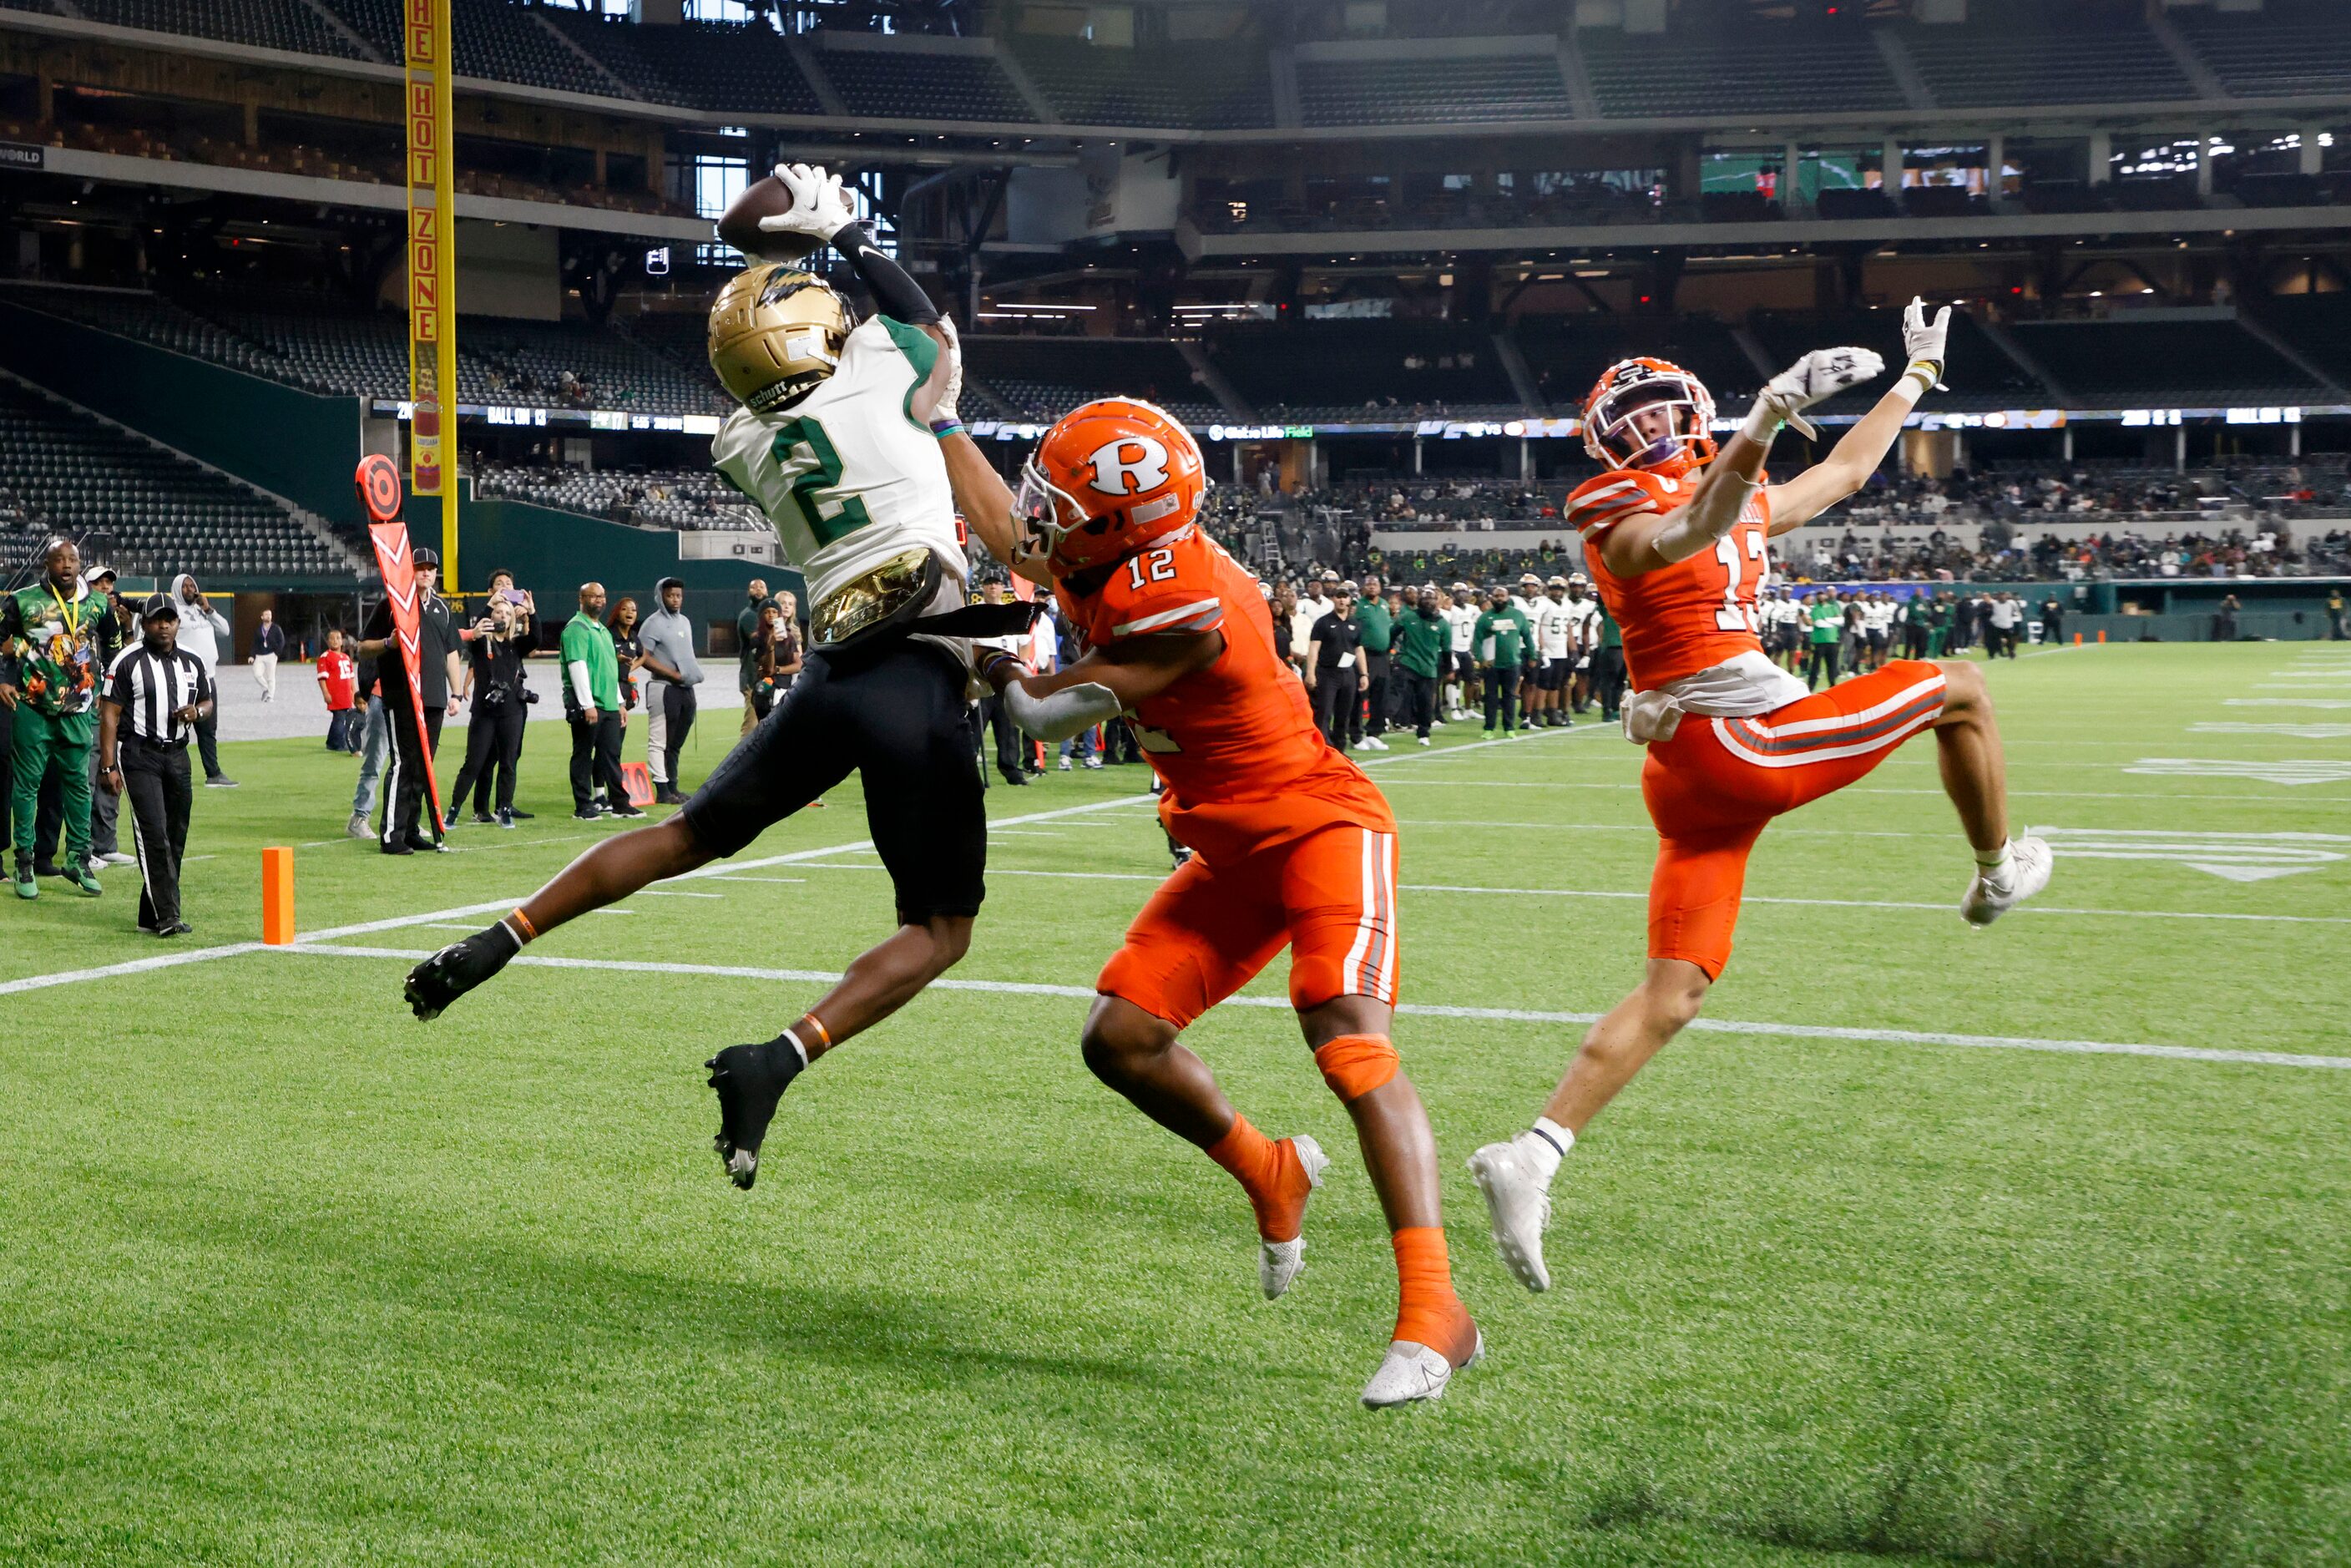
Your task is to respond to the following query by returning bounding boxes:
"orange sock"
[1391,1227,1477,1363]
[1204,1115,1312,1242]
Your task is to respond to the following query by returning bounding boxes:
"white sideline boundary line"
[777,860,2351,926]
[273,944,2351,1072]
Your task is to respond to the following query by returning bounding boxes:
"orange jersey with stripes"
[1568,466,1773,689]
[1055,524,1394,863]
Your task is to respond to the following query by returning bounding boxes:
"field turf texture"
[2,641,2346,1566]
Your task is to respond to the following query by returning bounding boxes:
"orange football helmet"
[1581,357,1717,478]
[1015,397,1207,575]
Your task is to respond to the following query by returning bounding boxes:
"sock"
[1204,1115,1310,1242]
[1519,1116,1573,1182]
[1974,839,2015,878]
[1390,1227,1476,1361]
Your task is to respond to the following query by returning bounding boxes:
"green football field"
[3,641,2346,1566]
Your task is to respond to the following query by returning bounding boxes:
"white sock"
[1974,839,2015,878]
[1518,1116,1573,1182]
[779,1027,810,1069]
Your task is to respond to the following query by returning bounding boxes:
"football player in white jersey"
[1443,581,1480,718]
[1529,576,1575,727]
[404,164,1029,1192]
[1560,574,1600,714]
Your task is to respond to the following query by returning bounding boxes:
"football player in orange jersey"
[938,398,1481,1408]
[1467,301,2053,1293]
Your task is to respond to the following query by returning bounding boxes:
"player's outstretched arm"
[1766,299,1949,534]
[980,631,1223,741]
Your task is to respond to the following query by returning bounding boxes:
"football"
[715,172,823,265]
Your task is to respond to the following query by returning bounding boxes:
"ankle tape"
[1314,1034,1398,1102]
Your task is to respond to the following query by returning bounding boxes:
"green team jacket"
[1474,607,1530,667]
[1808,601,1844,645]
[0,579,109,717]
[1393,608,1447,678]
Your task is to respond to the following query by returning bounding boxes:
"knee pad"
[1314,1033,1398,1103]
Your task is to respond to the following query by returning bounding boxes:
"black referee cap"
[141,593,179,620]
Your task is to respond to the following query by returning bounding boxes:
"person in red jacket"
[316,628,361,754]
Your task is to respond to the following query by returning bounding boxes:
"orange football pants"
[1639,660,1948,979]
[1098,823,1400,1029]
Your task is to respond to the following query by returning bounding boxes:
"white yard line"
[0,942,265,996]
[271,944,2351,1072]
[637,890,724,898]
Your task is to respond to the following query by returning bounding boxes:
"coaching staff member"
[640,575,702,805]
[356,547,460,855]
[563,581,635,820]
[97,594,210,935]
[1304,580,1367,754]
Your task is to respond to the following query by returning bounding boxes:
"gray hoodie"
[170,574,232,670]
[639,579,703,686]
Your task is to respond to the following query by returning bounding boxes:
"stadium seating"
[2005,316,2326,407]
[471,462,762,533]
[0,377,351,579]
[1901,13,2191,109]
[1580,25,1905,118]
[1007,38,1271,129]
[821,49,1031,123]
[315,0,619,96]
[555,16,825,114]
[958,336,1221,425]
[1512,314,1757,414]
[1295,56,1573,128]
[64,0,371,60]
[2172,2,2351,99]
[2245,294,2351,389]
[1206,321,1527,422]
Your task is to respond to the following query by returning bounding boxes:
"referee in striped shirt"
[98,594,212,937]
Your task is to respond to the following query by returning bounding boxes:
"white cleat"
[1258,1134,1327,1299]
[1960,835,2053,927]
[1361,1331,1482,1409]
[1466,1141,1553,1293]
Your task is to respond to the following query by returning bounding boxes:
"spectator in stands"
[445,594,535,830]
[734,578,770,737]
[317,628,361,752]
[169,574,236,788]
[250,609,286,703]
[1305,583,1367,754]
[638,577,701,807]
[564,583,636,822]
[96,594,210,937]
[356,548,459,856]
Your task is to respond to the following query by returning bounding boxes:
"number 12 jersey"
[1567,465,1774,690]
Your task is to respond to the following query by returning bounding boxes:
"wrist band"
[1892,362,1937,407]
[507,908,538,943]
[930,419,965,442]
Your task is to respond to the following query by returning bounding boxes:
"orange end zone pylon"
[261,846,296,944]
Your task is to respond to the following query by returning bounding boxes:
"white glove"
[758,162,858,245]
[931,312,963,431]
[1743,346,1885,442]
[1901,296,1951,392]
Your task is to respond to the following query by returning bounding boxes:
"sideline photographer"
[444,593,537,829]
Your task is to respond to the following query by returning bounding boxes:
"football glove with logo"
[1742,346,1885,443]
[1900,296,1952,397]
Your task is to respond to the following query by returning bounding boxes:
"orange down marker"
[261,847,296,945]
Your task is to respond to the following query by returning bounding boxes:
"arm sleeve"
[832,224,939,325]
[568,659,595,707]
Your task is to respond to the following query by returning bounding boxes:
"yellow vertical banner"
[403,0,459,588]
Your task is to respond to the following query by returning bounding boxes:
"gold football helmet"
[708,265,854,414]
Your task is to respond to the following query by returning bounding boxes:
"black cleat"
[403,922,522,1020]
[705,1034,806,1190]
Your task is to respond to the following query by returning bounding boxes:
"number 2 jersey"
[710,315,962,610]
[1568,465,1798,710]
[1054,524,1394,866]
